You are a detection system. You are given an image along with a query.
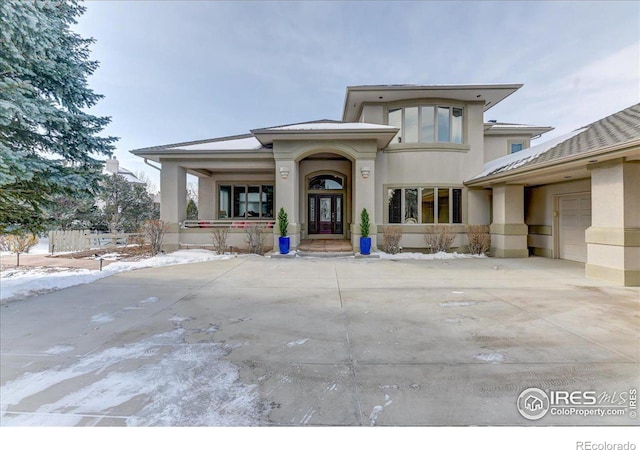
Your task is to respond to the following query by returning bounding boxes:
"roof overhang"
[342,84,523,122]
[251,125,399,149]
[484,124,554,138]
[465,139,640,187]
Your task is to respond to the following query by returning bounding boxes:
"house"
[105,156,145,185]
[130,84,640,286]
[524,395,544,412]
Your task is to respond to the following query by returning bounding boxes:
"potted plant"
[278,207,290,254]
[360,208,371,255]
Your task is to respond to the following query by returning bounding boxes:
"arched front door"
[308,194,343,234]
[307,174,345,236]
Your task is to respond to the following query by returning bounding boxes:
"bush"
[142,220,169,256]
[277,207,288,237]
[382,226,402,254]
[0,233,39,253]
[466,225,490,255]
[360,208,370,238]
[211,226,230,255]
[245,223,266,255]
[424,225,457,253]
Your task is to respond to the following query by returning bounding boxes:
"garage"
[557,193,591,263]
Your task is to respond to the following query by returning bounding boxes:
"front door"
[309,194,343,235]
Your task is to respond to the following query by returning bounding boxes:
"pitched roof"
[470,103,640,181]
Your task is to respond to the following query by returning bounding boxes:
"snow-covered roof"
[470,103,640,181]
[118,169,145,184]
[470,128,588,180]
[165,136,263,151]
[259,120,397,132]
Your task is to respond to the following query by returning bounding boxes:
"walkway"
[297,239,353,253]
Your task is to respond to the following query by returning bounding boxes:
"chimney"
[105,156,119,175]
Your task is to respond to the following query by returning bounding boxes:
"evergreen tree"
[0,0,116,233]
[186,198,198,220]
[99,174,156,233]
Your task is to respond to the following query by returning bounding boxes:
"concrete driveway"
[1,255,638,426]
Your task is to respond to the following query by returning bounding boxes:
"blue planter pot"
[360,236,371,255]
[279,236,290,254]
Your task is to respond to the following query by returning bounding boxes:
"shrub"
[245,223,266,255]
[424,225,457,253]
[466,225,490,255]
[382,226,402,254]
[0,233,39,253]
[360,208,370,238]
[277,207,288,237]
[211,226,230,255]
[142,220,169,256]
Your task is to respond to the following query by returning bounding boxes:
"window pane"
[511,143,523,153]
[233,186,246,217]
[219,185,231,218]
[452,188,462,223]
[420,106,434,142]
[421,188,435,224]
[437,106,450,143]
[405,188,418,223]
[247,186,260,217]
[309,174,343,190]
[452,107,463,144]
[262,185,273,217]
[438,188,450,223]
[388,188,402,224]
[404,107,418,143]
[389,108,402,143]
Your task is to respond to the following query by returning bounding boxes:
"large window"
[387,187,462,224]
[389,105,464,144]
[219,184,273,219]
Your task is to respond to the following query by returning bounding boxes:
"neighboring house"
[104,156,146,185]
[130,84,640,286]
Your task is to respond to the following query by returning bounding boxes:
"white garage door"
[558,193,591,263]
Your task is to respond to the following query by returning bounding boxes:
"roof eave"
[465,139,640,187]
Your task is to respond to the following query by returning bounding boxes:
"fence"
[48,230,142,253]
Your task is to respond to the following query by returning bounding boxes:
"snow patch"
[91,313,114,324]
[286,338,309,348]
[44,345,74,355]
[376,251,486,260]
[440,301,477,307]
[0,329,266,426]
[0,250,235,304]
[140,296,159,304]
[475,352,505,364]
[368,405,384,426]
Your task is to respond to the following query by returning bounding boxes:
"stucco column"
[490,184,528,257]
[160,161,187,251]
[352,158,377,251]
[197,176,215,220]
[586,160,640,286]
[274,160,300,249]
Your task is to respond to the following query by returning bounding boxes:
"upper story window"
[510,141,525,154]
[389,105,464,144]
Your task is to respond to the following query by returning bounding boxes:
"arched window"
[309,174,344,190]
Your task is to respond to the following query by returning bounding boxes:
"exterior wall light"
[279,167,290,179]
[360,166,371,178]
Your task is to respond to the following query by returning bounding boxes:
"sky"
[73,0,640,189]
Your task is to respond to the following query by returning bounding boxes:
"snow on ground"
[0,250,233,304]
[0,328,266,426]
[375,251,486,260]
[0,236,51,256]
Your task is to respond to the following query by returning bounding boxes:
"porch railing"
[182,219,276,230]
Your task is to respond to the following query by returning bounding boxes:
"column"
[274,160,300,249]
[490,184,528,257]
[352,158,376,251]
[198,176,215,220]
[160,161,187,251]
[586,160,640,286]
